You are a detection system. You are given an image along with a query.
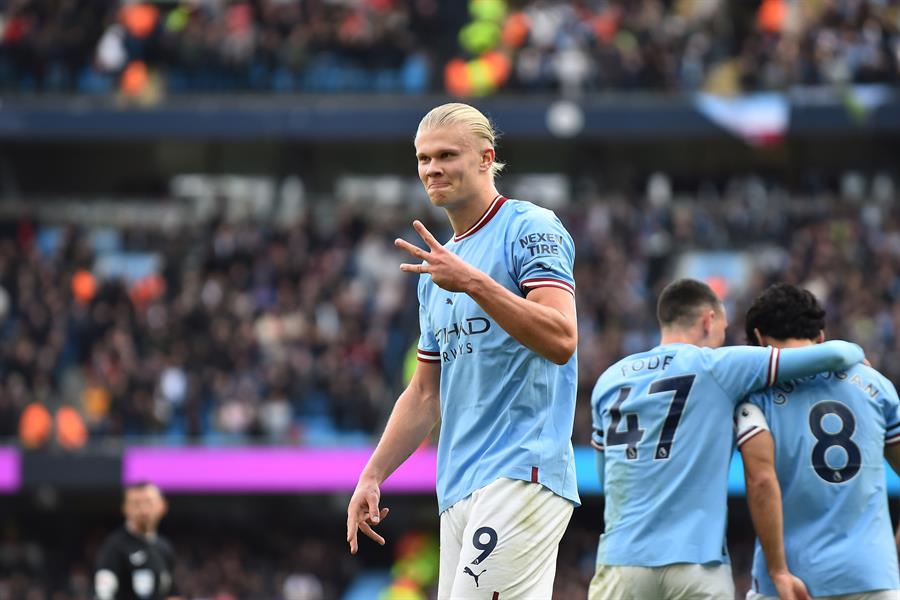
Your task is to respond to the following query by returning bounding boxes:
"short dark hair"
[657,279,721,328]
[123,481,159,501]
[745,283,825,345]
[126,481,155,491]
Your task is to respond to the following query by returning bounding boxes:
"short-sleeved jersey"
[590,343,784,566]
[95,527,177,600]
[736,364,900,597]
[416,195,579,514]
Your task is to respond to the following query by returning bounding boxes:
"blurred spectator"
[94,482,177,600]
[1,0,898,96]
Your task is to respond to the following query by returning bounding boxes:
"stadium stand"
[2,173,898,448]
[1,0,898,95]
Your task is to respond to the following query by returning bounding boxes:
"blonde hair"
[416,103,506,179]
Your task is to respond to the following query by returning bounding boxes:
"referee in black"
[95,482,180,600]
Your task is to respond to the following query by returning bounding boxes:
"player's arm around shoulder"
[346,361,441,554]
[697,345,777,399]
[776,340,865,382]
[707,341,865,398]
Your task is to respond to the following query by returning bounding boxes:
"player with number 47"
[588,279,867,600]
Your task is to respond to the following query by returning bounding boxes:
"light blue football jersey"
[416,195,579,514]
[740,364,900,597]
[590,341,865,566]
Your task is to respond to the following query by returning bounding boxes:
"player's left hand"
[770,570,810,600]
[395,220,482,293]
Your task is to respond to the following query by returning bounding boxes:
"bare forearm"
[747,475,789,574]
[466,271,576,364]
[361,385,440,485]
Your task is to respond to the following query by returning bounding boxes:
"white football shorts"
[589,562,734,600]
[438,477,574,599]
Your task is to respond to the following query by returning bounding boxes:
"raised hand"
[395,220,482,293]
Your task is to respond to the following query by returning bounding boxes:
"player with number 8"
[589,279,866,600]
[736,283,900,600]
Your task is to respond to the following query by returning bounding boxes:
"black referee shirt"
[95,527,177,600]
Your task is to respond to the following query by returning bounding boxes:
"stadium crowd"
[504,0,900,93]
[0,209,421,445]
[0,0,450,94]
[1,172,899,451]
[0,0,898,95]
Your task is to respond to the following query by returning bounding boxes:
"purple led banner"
[123,447,437,493]
[0,448,20,492]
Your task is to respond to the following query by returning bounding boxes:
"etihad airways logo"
[433,317,491,363]
[434,317,490,344]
